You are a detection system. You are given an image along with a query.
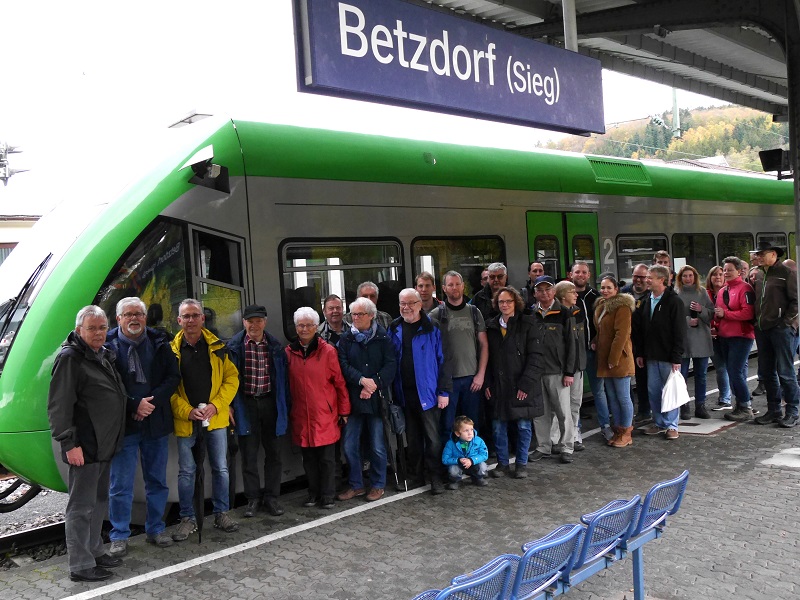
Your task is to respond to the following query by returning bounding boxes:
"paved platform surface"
[2,362,799,600]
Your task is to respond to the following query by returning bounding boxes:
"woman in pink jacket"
[714,257,756,422]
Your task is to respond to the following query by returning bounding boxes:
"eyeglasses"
[632,275,646,280]
[351,312,369,318]
[487,274,505,280]
[180,313,203,320]
[296,323,317,329]
[121,312,145,319]
[399,301,420,307]
[82,325,108,333]
[497,299,515,305]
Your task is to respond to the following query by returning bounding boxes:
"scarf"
[118,330,148,384]
[351,321,377,344]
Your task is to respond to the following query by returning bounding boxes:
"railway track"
[0,521,65,556]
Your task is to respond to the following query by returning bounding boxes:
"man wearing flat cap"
[749,242,800,428]
[227,304,290,516]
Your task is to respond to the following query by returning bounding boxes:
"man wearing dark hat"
[749,242,800,428]
[227,304,290,516]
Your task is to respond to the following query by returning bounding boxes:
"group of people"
[47,239,798,583]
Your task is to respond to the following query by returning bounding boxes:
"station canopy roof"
[419,0,788,120]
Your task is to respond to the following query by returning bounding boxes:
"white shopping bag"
[661,370,691,412]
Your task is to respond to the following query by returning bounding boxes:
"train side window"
[671,233,715,284]
[280,240,403,339]
[790,233,796,261]
[191,228,246,341]
[717,232,754,264]
[571,235,597,287]
[616,236,667,281]
[757,232,787,257]
[95,219,188,336]
[411,237,505,299]
[534,236,560,280]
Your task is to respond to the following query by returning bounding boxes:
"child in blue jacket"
[442,416,489,489]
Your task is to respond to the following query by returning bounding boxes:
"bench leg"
[632,547,645,600]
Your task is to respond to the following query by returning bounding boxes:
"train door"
[526,211,601,286]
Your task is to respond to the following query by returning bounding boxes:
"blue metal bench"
[410,471,689,600]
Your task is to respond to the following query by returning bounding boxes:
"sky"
[0,1,729,217]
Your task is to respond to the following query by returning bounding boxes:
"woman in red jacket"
[714,257,756,422]
[285,307,350,509]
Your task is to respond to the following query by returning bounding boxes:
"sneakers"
[213,511,239,533]
[320,497,335,509]
[695,405,710,419]
[172,517,197,542]
[560,453,574,464]
[262,497,285,516]
[779,414,799,428]
[490,464,509,478]
[365,488,385,501]
[600,426,614,441]
[336,487,366,501]
[430,479,445,495]
[514,463,528,478]
[529,451,548,461]
[724,406,754,422]
[754,411,783,425]
[472,476,488,487]
[108,539,128,558]
[665,429,679,440]
[643,425,666,435]
[445,481,460,491]
[145,531,174,548]
[573,441,585,452]
[302,495,318,507]
[712,402,733,411]
[752,382,766,396]
[243,498,259,517]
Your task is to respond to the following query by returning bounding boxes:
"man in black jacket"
[632,266,687,440]
[48,305,127,582]
[105,298,180,557]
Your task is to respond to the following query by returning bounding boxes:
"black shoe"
[514,463,528,479]
[779,414,799,428]
[560,453,574,464]
[752,382,766,396]
[550,448,562,455]
[529,451,548,461]
[695,405,710,419]
[320,497,335,509]
[94,554,123,569]
[243,499,259,518]
[573,441,585,452]
[430,480,445,495]
[680,406,692,420]
[302,495,318,508]
[490,464,509,478]
[445,480,460,490]
[580,412,591,421]
[70,567,114,582]
[724,406,754,422]
[472,476,488,487]
[263,497,285,516]
[633,412,653,425]
[754,410,782,425]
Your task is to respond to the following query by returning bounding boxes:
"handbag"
[661,370,691,412]
[380,389,405,435]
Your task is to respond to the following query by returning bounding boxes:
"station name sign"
[296,0,604,134]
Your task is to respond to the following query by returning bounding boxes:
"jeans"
[603,376,633,427]
[440,376,481,443]
[447,462,488,481]
[177,427,229,517]
[680,357,710,407]
[492,419,532,466]
[586,349,610,427]
[342,414,387,489]
[634,361,650,415]
[646,361,679,430]
[755,326,800,416]
[719,337,753,408]
[711,338,731,404]
[109,433,170,540]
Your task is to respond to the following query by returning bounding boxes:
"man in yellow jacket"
[169,299,239,541]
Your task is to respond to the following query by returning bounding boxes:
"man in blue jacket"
[106,297,180,557]
[227,305,290,517]
[389,288,451,495]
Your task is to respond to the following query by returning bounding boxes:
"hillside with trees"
[541,106,789,173]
